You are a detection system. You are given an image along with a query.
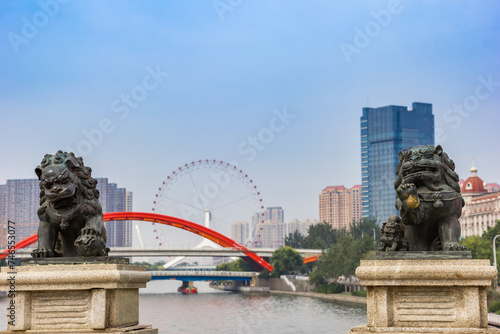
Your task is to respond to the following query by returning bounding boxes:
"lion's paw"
[75,228,106,256]
[443,243,466,251]
[31,248,55,258]
[397,183,420,209]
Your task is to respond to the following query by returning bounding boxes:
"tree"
[302,222,338,249]
[215,258,257,272]
[460,220,500,268]
[285,230,305,248]
[309,231,374,285]
[271,246,303,277]
[349,217,380,243]
[461,236,491,259]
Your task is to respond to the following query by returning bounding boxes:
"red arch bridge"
[0,212,282,270]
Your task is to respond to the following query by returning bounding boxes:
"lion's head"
[35,151,99,217]
[394,145,460,193]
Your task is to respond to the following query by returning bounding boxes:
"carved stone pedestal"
[347,259,500,334]
[0,258,158,333]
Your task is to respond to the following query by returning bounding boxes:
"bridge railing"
[488,313,500,326]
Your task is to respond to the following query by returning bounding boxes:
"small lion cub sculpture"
[379,215,409,252]
[31,151,108,258]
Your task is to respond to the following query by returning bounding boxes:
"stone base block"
[0,324,158,334]
[348,259,497,333]
[0,260,158,333]
[348,324,500,333]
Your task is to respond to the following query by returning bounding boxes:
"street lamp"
[373,228,377,250]
[493,234,500,289]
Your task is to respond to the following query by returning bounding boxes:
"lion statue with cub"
[32,151,108,258]
[386,144,466,252]
[394,145,465,251]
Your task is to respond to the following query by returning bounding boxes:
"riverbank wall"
[254,277,367,305]
[255,276,314,293]
[270,290,367,305]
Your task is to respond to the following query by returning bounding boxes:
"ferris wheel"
[151,159,265,249]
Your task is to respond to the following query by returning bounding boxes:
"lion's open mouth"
[51,193,77,213]
[403,166,438,177]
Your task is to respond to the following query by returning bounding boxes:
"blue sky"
[1,1,499,245]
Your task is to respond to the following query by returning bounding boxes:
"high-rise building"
[287,219,318,236]
[95,178,132,248]
[231,221,249,244]
[361,102,434,221]
[319,185,361,230]
[252,207,285,248]
[264,207,284,223]
[259,220,286,249]
[0,178,132,249]
[0,179,40,248]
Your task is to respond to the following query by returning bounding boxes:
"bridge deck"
[12,248,322,258]
[150,270,258,281]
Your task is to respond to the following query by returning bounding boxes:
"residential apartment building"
[231,221,249,245]
[287,219,318,236]
[319,185,361,230]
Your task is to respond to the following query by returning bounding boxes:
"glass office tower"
[361,102,434,222]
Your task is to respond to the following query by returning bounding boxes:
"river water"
[0,280,367,334]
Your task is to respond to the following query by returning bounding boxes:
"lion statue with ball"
[394,145,465,251]
[31,151,108,258]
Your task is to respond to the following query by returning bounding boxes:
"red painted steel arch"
[0,212,274,272]
[104,212,273,271]
[303,255,320,264]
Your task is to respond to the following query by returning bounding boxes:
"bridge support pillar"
[178,281,197,294]
[0,257,158,333]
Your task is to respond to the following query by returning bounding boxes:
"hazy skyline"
[1,1,499,246]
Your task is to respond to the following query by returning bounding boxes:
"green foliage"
[270,246,303,277]
[215,258,257,272]
[302,222,338,249]
[131,261,166,271]
[308,218,377,285]
[487,287,500,306]
[258,269,271,278]
[489,300,500,313]
[460,236,491,259]
[351,290,367,297]
[349,217,380,241]
[460,220,500,272]
[285,230,306,248]
[316,282,344,294]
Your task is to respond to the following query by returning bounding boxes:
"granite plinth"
[0,260,157,333]
[21,256,129,265]
[347,259,500,334]
[376,251,472,260]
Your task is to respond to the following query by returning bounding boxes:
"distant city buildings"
[459,164,500,237]
[361,102,434,222]
[287,218,318,236]
[486,183,500,193]
[231,221,249,245]
[95,178,133,248]
[319,185,361,230]
[0,178,132,249]
[251,207,286,249]
[0,179,39,248]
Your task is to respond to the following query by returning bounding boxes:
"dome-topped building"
[460,162,500,237]
[461,164,487,194]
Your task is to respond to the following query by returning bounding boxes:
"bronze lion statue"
[31,151,108,257]
[394,145,465,251]
[378,215,409,252]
